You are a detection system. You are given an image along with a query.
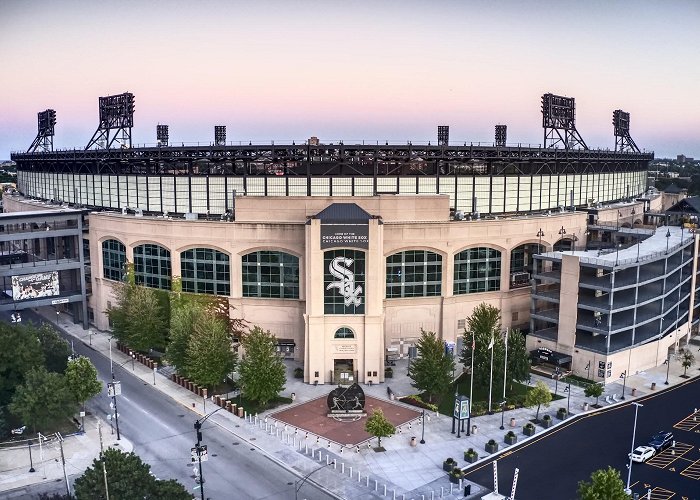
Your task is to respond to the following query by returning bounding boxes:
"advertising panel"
[12,272,60,300]
[320,224,369,249]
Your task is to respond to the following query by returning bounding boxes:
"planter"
[556,410,568,421]
[464,451,479,463]
[443,459,456,472]
[504,433,517,445]
[385,369,394,379]
[485,441,499,454]
[541,417,553,429]
[449,471,463,484]
[410,437,417,447]
[522,425,536,437]
[510,417,516,427]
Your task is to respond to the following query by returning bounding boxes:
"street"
[1,311,334,500]
[463,376,700,500]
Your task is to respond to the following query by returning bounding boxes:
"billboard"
[12,272,60,300]
[320,224,369,249]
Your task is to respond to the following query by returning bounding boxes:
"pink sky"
[1,0,699,158]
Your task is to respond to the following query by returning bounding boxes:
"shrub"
[399,395,439,412]
[466,448,476,456]
[558,407,567,413]
[487,439,496,446]
[293,367,303,379]
[543,414,552,421]
[524,423,535,430]
[445,457,454,463]
[506,430,516,438]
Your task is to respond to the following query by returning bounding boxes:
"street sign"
[453,395,470,419]
[191,445,208,462]
[107,381,122,397]
[51,298,69,305]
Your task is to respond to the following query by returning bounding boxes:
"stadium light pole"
[625,402,643,495]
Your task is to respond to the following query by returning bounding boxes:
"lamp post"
[194,407,224,500]
[664,354,671,385]
[617,210,622,230]
[625,402,644,495]
[564,382,572,415]
[499,401,507,430]
[585,360,591,382]
[420,409,426,444]
[129,351,135,371]
[28,439,35,473]
[553,367,562,396]
[295,461,335,500]
[469,331,475,415]
[537,228,545,253]
[666,229,671,254]
[620,371,627,400]
[615,243,622,266]
[559,226,567,251]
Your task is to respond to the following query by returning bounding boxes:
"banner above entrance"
[320,224,369,249]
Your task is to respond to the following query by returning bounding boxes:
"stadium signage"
[320,224,369,249]
[327,257,363,307]
[12,272,60,301]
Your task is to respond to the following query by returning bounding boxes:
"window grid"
[242,251,299,299]
[134,244,172,290]
[181,248,230,296]
[454,247,501,294]
[386,250,442,298]
[334,327,355,339]
[102,239,126,281]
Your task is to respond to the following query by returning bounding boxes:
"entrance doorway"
[333,359,355,386]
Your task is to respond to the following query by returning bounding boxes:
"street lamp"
[420,409,426,444]
[620,371,627,400]
[553,367,562,396]
[585,360,591,382]
[28,439,35,473]
[537,228,545,253]
[666,229,671,254]
[295,461,335,500]
[194,407,224,500]
[615,242,622,266]
[499,400,507,430]
[558,226,567,251]
[664,354,671,385]
[129,351,135,371]
[563,382,572,415]
[625,402,644,495]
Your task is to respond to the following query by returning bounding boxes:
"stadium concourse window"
[242,251,299,299]
[386,250,442,298]
[181,248,230,296]
[510,243,542,289]
[102,239,126,281]
[133,243,172,290]
[454,247,501,294]
[334,327,355,339]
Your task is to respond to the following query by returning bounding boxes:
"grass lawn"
[424,373,563,417]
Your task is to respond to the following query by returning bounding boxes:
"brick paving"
[270,395,421,446]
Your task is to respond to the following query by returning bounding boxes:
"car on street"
[648,431,674,451]
[629,445,656,463]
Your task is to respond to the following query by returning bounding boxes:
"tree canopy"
[185,313,237,389]
[239,326,286,406]
[584,383,604,405]
[577,466,628,500]
[36,324,71,374]
[74,448,190,500]
[9,366,76,433]
[365,408,396,448]
[524,380,552,421]
[0,322,44,406]
[65,356,102,405]
[407,329,454,403]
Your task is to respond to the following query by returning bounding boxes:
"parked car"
[629,445,656,463]
[648,431,674,451]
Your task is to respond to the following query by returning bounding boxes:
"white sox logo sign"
[326,256,362,307]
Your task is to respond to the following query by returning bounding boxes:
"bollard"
[342,463,345,474]
[305,444,308,454]
[441,486,444,497]
[375,479,378,491]
[383,485,387,496]
[358,471,361,482]
[450,484,453,494]
[431,492,434,500]
[333,461,337,470]
[366,476,369,487]
[393,490,396,500]
[327,456,330,465]
[349,466,352,477]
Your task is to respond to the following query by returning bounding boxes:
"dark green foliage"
[239,326,286,406]
[524,381,552,421]
[65,356,102,405]
[584,383,604,405]
[185,314,237,388]
[577,466,628,500]
[9,366,76,433]
[0,322,45,405]
[36,324,71,373]
[74,448,190,500]
[407,329,454,403]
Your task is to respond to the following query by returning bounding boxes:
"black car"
[648,431,674,451]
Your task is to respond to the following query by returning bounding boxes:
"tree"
[584,383,604,406]
[460,303,504,390]
[74,448,190,500]
[524,380,552,422]
[239,326,286,406]
[65,356,102,417]
[36,324,71,373]
[185,314,237,389]
[166,299,202,377]
[577,466,628,500]
[0,322,44,405]
[365,408,395,448]
[506,329,531,388]
[9,367,76,433]
[680,348,695,377]
[407,329,454,403]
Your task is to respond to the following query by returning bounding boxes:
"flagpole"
[502,329,508,401]
[469,331,475,415]
[488,333,495,415]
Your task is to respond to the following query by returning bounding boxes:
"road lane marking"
[680,458,700,480]
[646,442,693,468]
[674,412,700,432]
[648,486,676,499]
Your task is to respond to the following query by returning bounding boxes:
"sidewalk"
[43,312,700,499]
[0,415,132,494]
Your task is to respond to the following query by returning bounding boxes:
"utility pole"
[58,433,71,497]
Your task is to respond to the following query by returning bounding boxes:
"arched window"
[181,248,230,296]
[102,239,126,281]
[386,250,442,298]
[334,327,355,339]
[510,243,543,289]
[133,244,172,290]
[454,247,501,294]
[242,251,299,299]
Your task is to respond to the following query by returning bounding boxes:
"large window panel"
[102,239,126,281]
[386,250,442,298]
[242,251,299,299]
[454,247,501,294]
[181,248,230,296]
[134,244,172,290]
